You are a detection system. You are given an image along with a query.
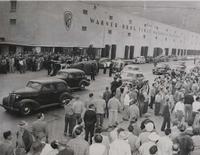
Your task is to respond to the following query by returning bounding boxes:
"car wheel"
[60,94,70,104]
[80,83,86,89]
[20,104,32,116]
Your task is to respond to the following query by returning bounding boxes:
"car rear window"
[56,83,67,91]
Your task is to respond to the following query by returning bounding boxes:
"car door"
[38,83,57,105]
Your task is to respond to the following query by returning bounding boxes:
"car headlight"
[15,95,21,99]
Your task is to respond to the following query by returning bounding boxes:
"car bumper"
[0,104,19,112]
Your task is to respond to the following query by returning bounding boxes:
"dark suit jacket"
[84,109,97,126]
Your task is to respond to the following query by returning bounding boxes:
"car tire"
[20,104,32,116]
[80,83,86,89]
[60,94,71,104]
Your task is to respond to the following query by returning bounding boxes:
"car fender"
[59,92,73,102]
[18,99,40,110]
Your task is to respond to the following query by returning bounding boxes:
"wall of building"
[0,1,200,57]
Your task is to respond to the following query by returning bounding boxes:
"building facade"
[0,1,200,58]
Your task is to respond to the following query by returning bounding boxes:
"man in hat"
[109,128,131,155]
[111,76,119,96]
[102,87,112,118]
[83,104,97,144]
[139,132,161,155]
[16,121,33,155]
[32,113,49,142]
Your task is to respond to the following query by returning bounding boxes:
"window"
[128,33,131,37]
[109,16,113,20]
[126,25,128,30]
[143,35,146,39]
[82,26,87,31]
[108,30,112,34]
[10,0,17,12]
[115,23,117,28]
[129,20,132,24]
[122,24,125,29]
[83,9,88,15]
[42,84,55,92]
[56,83,67,91]
[10,19,16,25]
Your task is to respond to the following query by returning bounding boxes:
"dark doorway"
[124,45,129,59]
[184,50,186,55]
[129,46,134,59]
[165,48,169,56]
[153,47,163,57]
[172,48,176,55]
[141,46,148,57]
[181,49,183,56]
[105,44,110,58]
[111,44,116,59]
[101,48,106,57]
[177,49,180,56]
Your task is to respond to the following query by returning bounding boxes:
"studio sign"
[64,11,72,31]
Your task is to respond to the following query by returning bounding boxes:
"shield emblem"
[64,11,72,31]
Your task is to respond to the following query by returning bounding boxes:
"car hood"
[13,87,39,94]
[54,75,66,80]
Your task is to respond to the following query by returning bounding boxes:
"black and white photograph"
[1,0,200,154]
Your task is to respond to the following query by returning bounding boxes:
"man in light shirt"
[174,97,185,122]
[123,91,132,121]
[89,135,107,155]
[192,96,200,122]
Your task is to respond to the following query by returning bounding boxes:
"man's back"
[68,137,89,155]
[109,139,131,155]
[94,99,106,114]
[0,140,14,155]
[84,109,96,125]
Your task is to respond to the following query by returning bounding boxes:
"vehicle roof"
[122,70,143,74]
[124,64,139,68]
[59,68,85,73]
[29,77,66,84]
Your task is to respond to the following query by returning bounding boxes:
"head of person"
[73,125,83,137]
[114,76,117,81]
[178,123,186,132]
[3,130,12,140]
[128,125,134,133]
[165,128,171,136]
[50,140,59,149]
[193,128,200,136]
[88,104,95,110]
[95,127,102,134]
[37,113,44,120]
[149,145,158,155]
[94,134,103,143]
[117,128,128,140]
[18,121,28,132]
[89,93,93,98]
[145,122,154,132]
[106,87,109,91]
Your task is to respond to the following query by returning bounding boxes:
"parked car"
[55,69,90,90]
[121,70,144,82]
[152,64,171,75]
[122,64,140,72]
[1,78,72,115]
[134,56,146,64]
[69,60,98,75]
[145,56,154,63]
[112,59,135,72]
[98,57,111,68]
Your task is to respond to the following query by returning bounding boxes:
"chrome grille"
[8,93,16,106]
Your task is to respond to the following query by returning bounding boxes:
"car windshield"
[26,81,42,90]
[57,71,68,76]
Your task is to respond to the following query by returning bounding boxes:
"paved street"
[0,60,195,142]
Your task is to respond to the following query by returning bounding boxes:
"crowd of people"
[1,59,200,155]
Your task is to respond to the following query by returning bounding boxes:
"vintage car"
[69,60,98,75]
[112,59,136,72]
[98,57,111,68]
[134,56,146,64]
[55,69,90,89]
[152,64,171,75]
[1,78,73,115]
[121,70,144,82]
[122,64,140,72]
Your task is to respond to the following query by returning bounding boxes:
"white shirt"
[157,136,173,155]
[40,144,59,155]
[193,101,200,112]
[109,139,131,155]
[89,143,107,155]
[124,93,131,106]
[174,101,185,114]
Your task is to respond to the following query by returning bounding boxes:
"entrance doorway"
[129,46,134,59]
[153,47,163,57]
[141,46,148,57]
[124,45,129,59]
[165,48,169,56]
[172,48,176,55]
[111,44,116,59]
